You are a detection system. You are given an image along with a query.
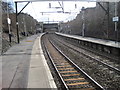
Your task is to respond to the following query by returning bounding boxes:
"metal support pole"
[107,2,109,39]
[15,2,19,43]
[62,1,64,13]
[58,1,64,13]
[17,2,30,15]
[115,2,118,42]
[97,2,108,14]
[8,24,11,43]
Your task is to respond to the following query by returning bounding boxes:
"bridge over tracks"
[43,23,58,31]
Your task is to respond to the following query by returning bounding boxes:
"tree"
[2,1,14,13]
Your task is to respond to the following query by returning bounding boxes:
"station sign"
[7,18,11,24]
[112,17,119,22]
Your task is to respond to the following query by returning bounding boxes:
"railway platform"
[56,32,120,48]
[1,33,57,89]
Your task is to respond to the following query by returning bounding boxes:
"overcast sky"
[7,0,96,23]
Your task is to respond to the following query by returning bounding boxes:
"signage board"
[112,17,119,22]
[7,18,11,24]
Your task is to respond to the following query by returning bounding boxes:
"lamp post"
[7,18,11,43]
[7,2,11,43]
[15,2,19,43]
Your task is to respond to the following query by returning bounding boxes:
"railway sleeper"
[67,82,94,89]
[60,71,77,73]
[59,69,76,72]
[67,82,89,86]
[56,65,72,67]
[65,79,86,83]
[58,67,74,71]
[64,78,85,81]
[60,72,78,75]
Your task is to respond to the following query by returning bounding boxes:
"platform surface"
[56,32,120,48]
[1,33,56,89]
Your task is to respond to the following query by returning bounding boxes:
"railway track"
[48,34,120,89]
[42,35,104,90]
[52,35,120,74]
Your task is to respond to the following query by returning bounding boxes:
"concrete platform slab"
[2,33,57,89]
[27,34,57,88]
